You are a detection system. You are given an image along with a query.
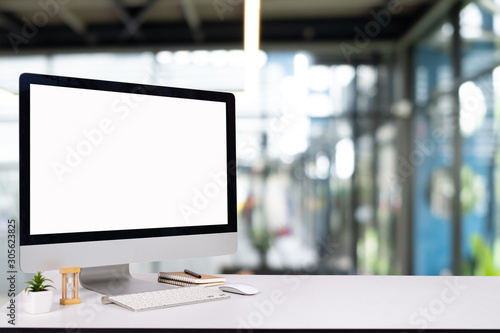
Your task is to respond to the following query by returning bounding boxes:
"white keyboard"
[101,286,230,312]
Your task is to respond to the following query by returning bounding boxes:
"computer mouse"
[219,283,259,295]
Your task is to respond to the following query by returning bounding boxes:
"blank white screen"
[30,84,228,235]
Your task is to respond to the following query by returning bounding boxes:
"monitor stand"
[80,264,173,295]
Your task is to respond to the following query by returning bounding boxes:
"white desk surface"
[2,271,500,330]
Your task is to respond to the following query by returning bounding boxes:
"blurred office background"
[2,0,500,291]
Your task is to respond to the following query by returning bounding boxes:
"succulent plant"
[24,271,55,292]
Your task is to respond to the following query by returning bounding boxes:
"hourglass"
[59,267,81,305]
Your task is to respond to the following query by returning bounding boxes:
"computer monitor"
[19,73,237,295]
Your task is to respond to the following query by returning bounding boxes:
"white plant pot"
[22,290,54,314]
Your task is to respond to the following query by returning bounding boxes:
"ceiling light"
[244,0,261,94]
[244,0,261,53]
[173,51,191,65]
[156,51,173,64]
[192,50,210,66]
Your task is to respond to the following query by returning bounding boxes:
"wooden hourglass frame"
[59,267,81,305]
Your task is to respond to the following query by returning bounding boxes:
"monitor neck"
[80,264,171,295]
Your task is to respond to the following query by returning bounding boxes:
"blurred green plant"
[357,227,379,274]
[460,166,485,215]
[463,234,500,276]
[251,228,273,255]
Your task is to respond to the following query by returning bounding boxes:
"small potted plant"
[22,271,55,314]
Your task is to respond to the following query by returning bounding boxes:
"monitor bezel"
[19,73,237,246]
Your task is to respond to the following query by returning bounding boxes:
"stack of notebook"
[158,271,225,287]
